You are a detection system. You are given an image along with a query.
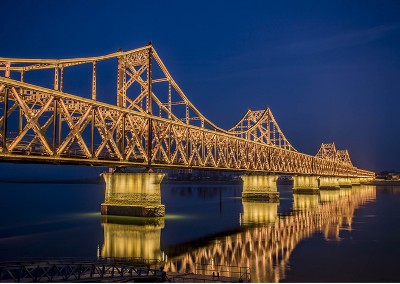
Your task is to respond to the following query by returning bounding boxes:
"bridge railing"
[0,257,166,283]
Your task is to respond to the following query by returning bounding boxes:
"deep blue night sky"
[1,0,400,178]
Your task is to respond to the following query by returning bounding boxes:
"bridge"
[0,44,375,217]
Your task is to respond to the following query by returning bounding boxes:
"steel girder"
[0,77,373,177]
[0,45,375,177]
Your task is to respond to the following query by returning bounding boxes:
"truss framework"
[229,108,296,151]
[0,45,374,177]
[316,142,353,167]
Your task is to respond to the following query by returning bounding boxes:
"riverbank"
[0,177,102,184]
[368,180,400,186]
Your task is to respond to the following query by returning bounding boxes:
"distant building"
[376,171,400,180]
[389,173,400,180]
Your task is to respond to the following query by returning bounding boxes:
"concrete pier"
[319,176,340,190]
[101,172,165,217]
[338,177,353,188]
[241,174,279,201]
[292,175,319,194]
[360,177,374,184]
[351,177,361,186]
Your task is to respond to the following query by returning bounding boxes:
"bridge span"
[0,44,375,217]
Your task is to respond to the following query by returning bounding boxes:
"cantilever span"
[0,44,374,177]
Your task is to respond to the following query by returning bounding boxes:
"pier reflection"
[163,185,376,282]
[241,201,278,225]
[319,188,341,203]
[293,193,319,210]
[98,186,376,282]
[100,216,164,260]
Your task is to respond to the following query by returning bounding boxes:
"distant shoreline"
[368,180,400,186]
[0,179,242,185]
[0,177,296,185]
[162,179,241,185]
[0,179,102,185]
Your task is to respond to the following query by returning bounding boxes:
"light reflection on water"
[1,182,400,281]
[162,185,376,282]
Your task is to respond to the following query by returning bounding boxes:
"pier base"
[351,177,361,186]
[338,177,353,188]
[292,175,319,194]
[101,172,165,217]
[241,175,279,201]
[360,177,374,184]
[319,176,340,190]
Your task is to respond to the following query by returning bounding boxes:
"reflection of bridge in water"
[100,185,376,282]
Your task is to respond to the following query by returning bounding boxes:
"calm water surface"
[0,181,399,282]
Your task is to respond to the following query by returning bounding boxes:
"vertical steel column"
[92,61,97,100]
[214,134,217,165]
[2,88,9,152]
[53,100,58,155]
[121,114,125,160]
[117,55,125,108]
[146,47,153,113]
[147,47,153,168]
[116,56,125,154]
[58,67,63,147]
[60,67,64,92]
[168,81,172,119]
[168,121,172,163]
[91,107,95,158]
[54,67,59,91]
[19,71,24,132]
[246,116,249,140]
[201,131,204,166]
[5,62,10,78]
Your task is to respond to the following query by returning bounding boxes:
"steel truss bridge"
[0,44,374,177]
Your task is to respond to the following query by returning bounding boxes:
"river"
[0,181,399,282]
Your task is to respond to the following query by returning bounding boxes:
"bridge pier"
[319,176,340,190]
[101,172,165,217]
[351,177,361,186]
[292,175,319,194]
[338,177,353,188]
[360,177,374,184]
[241,174,279,201]
[241,200,278,225]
